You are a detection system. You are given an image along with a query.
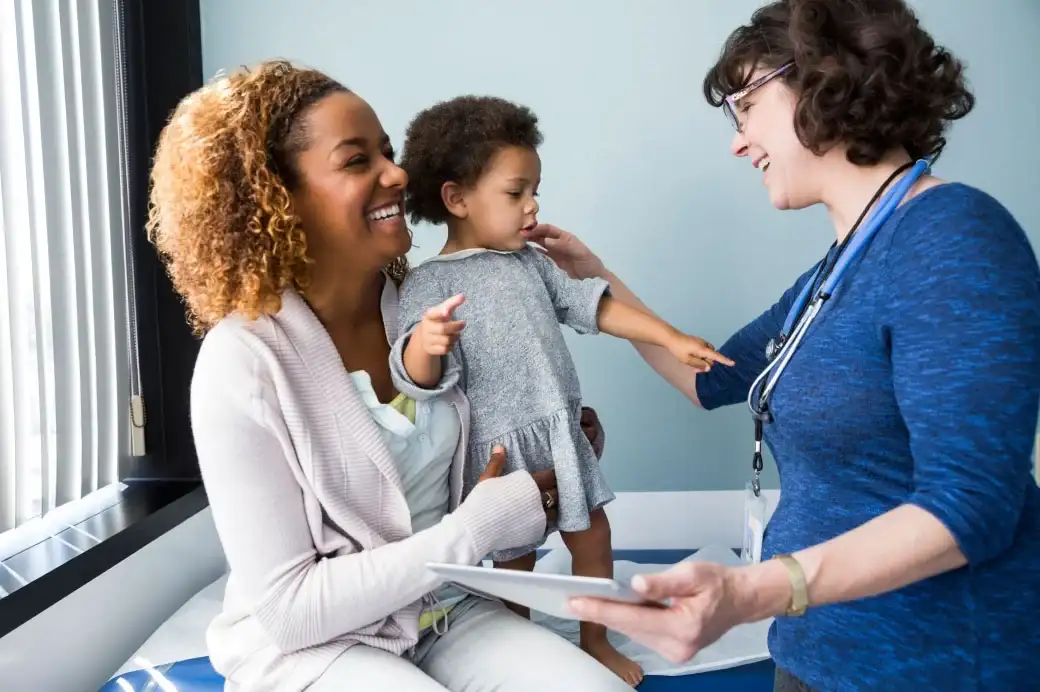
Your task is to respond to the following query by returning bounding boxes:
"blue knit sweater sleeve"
[882,188,1040,565]
[696,262,822,410]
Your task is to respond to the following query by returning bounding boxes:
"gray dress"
[389,246,616,561]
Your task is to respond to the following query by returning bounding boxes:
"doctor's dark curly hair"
[400,95,543,226]
[146,60,408,335]
[703,0,975,165]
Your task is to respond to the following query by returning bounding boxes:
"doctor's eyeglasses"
[723,61,794,133]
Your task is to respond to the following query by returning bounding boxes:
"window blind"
[0,0,135,538]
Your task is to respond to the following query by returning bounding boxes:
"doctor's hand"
[568,561,781,664]
[523,223,606,280]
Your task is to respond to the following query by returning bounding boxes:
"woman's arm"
[570,503,970,664]
[193,332,545,654]
[739,505,967,622]
[597,269,707,406]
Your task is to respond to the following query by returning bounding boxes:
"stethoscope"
[746,157,933,497]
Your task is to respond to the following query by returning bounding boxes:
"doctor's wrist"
[735,559,796,622]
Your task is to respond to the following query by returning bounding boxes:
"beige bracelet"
[773,554,809,616]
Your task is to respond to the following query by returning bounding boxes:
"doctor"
[527,1,1040,690]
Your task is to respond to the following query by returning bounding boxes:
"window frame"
[120,0,204,482]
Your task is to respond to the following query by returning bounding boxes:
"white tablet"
[426,562,666,620]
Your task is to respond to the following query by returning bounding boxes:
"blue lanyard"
[746,158,931,495]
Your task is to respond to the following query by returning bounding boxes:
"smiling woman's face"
[728,64,823,211]
[289,91,411,276]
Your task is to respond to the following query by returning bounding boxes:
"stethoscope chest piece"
[765,335,785,362]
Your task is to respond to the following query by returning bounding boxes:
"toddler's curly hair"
[400,95,543,226]
[703,0,974,166]
[146,59,408,334]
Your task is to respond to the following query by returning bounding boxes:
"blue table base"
[101,550,775,691]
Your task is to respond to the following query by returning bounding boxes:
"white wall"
[0,508,225,692]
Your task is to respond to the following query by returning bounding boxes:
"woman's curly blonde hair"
[147,59,408,335]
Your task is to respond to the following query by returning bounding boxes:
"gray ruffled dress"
[390,246,616,562]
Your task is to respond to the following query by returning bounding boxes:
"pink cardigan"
[190,278,546,691]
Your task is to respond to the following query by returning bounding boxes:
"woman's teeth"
[367,203,400,221]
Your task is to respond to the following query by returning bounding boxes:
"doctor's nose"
[731,130,749,158]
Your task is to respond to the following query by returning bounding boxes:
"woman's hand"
[580,406,605,459]
[568,561,781,664]
[523,223,606,280]
[479,445,559,524]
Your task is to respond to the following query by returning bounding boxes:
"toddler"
[390,95,732,686]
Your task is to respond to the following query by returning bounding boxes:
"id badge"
[742,482,767,564]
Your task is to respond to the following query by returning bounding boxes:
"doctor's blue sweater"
[696,183,1040,691]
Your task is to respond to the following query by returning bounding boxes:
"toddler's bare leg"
[492,551,538,619]
[560,509,644,687]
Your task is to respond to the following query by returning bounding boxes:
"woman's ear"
[441,181,468,220]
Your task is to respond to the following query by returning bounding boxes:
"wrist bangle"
[773,554,808,616]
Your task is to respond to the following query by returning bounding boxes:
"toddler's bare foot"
[585,636,644,687]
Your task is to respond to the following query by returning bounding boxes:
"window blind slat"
[0,2,18,534]
[88,0,121,488]
[25,0,63,518]
[33,0,86,511]
[70,0,102,497]
[8,0,48,527]
[0,176,15,534]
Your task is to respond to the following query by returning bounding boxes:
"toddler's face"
[462,145,541,252]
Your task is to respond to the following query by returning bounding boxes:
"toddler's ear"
[440,181,468,220]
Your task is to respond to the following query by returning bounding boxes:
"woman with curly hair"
[147,60,630,691]
[527,1,1040,690]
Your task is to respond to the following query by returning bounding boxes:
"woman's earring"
[385,255,410,283]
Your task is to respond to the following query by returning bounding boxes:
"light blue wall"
[199,0,1040,492]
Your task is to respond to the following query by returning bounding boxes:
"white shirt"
[348,369,468,629]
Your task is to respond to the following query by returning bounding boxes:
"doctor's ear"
[441,181,468,220]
